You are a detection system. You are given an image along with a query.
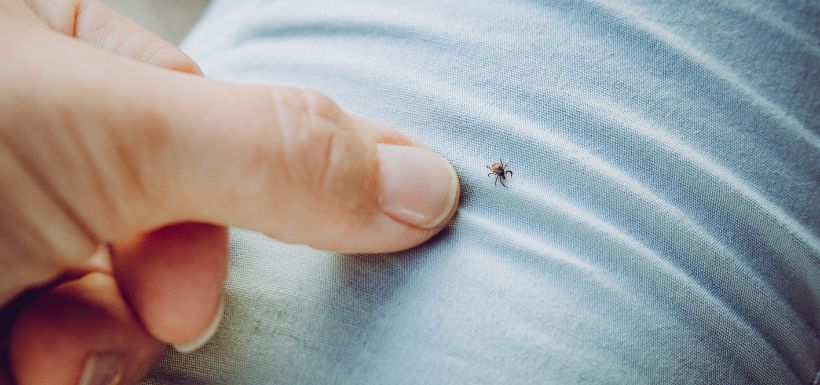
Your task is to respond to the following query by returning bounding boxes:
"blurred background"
[102,0,210,44]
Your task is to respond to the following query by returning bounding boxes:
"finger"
[111,223,227,351]
[155,83,461,253]
[24,0,201,73]
[9,272,164,385]
[4,25,461,256]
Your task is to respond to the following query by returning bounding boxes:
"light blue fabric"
[145,1,820,384]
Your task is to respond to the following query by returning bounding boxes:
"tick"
[487,160,513,187]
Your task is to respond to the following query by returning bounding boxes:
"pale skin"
[0,1,460,384]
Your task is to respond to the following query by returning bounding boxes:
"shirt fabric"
[143,1,820,384]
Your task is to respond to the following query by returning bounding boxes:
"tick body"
[487,160,513,187]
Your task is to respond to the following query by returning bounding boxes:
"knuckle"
[269,88,342,138]
[273,88,353,192]
[302,130,375,242]
[267,87,376,232]
[298,116,355,196]
[314,127,350,193]
[298,89,343,125]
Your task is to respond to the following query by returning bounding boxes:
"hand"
[0,1,460,384]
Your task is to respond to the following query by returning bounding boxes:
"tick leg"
[494,176,498,186]
[500,178,506,187]
[506,170,513,177]
[488,172,494,177]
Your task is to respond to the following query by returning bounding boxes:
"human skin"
[0,1,460,384]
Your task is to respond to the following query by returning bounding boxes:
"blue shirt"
[145,1,820,384]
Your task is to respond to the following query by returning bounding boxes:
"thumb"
[9,21,460,255]
[150,84,461,252]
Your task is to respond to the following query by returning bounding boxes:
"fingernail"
[172,296,224,353]
[377,144,459,229]
[78,352,122,385]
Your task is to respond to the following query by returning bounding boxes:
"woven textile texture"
[144,1,819,384]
